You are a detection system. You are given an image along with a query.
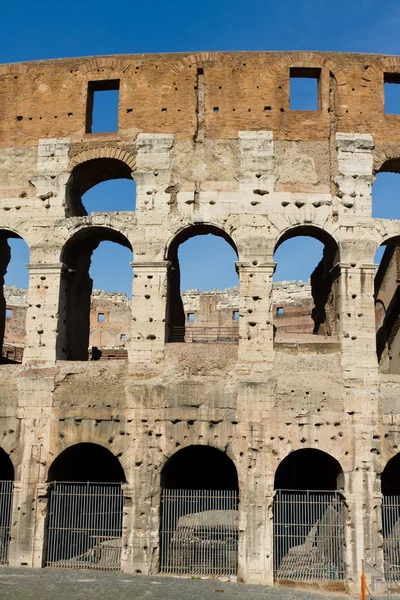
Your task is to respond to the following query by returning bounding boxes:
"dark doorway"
[160,445,239,576]
[45,443,125,571]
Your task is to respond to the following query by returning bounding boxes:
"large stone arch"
[57,225,133,361]
[165,223,239,341]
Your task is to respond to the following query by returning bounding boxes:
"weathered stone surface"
[0,50,399,591]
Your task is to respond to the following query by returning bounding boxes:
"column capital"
[130,260,171,274]
[26,262,67,275]
[235,261,276,274]
[331,261,378,276]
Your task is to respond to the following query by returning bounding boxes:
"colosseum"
[1,49,400,591]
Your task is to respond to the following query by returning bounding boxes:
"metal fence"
[0,481,13,564]
[46,482,124,570]
[169,326,239,343]
[382,495,400,582]
[160,489,239,576]
[273,490,345,582]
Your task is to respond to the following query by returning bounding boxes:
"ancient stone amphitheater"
[1,50,400,590]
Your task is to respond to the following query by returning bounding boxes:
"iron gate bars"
[160,489,239,576]
[382,495,400,582]
[273,490,345,582]
[0,480,13,564]
[46,482,123,570]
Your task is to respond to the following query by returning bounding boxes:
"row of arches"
[45,155,400,219]
[4,219,400,361]
[1,444,400,579]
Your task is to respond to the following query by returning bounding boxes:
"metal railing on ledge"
[88,348,128,361]
[169,326,239,343]
[1,344,23,364]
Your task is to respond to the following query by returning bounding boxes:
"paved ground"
[0,567,356,600]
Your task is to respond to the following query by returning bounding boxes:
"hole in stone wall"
[86,80,120,134]
[290,67,320,111]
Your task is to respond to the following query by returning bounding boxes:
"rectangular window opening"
[290,68,320,111]
[5,308,12,319]
[86,79,120,134]
[384,73,400,114]
[120,333,126,340]
[233,310,239,321]
[276,307,284,318]
[98,313,105,323]
[187,313,195,323]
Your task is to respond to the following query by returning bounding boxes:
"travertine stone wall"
[1,50,400,589]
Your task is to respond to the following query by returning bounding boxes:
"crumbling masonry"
[1,50,400,589]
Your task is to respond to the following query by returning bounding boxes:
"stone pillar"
[130,261,170,364]
[31,484,48,568]
[333,262,378,383]
[30,137,70,219]
[236,262,276,365]
[335,133,374,218]
[7,481,23,567]
[120,484,135,573]
[23,263,65,364]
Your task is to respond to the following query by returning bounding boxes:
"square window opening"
[86,80,120,134]
[5,308,12,319]
[276,307,284,318]
[98,313,105,323]
[290,68,320,111]
[187,313,195,323]
[233,310,239,321]
[384,73,400,114]
[120,333,126,340]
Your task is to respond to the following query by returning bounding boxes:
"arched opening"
[48,442,126,483]
[373,162,400,373]
[374,239,400,372]
[273,449,345,582]
[381,453,400,579]
[45,443,125,570]
[66,158,136,217]
[0,231,29,364]
[0,448,14,564]
[273,227,339,344]
[166,226,239,343]
[57,227,133,361]
[160,445,239,576]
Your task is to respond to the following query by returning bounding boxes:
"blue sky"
[2,0,400,296]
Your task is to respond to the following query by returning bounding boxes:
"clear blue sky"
[2,0,400,296]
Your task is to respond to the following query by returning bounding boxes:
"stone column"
[7,481,22,567]
[333,262,378,383]
[335,133,374,218]
[23,263,65,364]
[236,262,276,365]
[31,484,49,568]
[130,261,170,364]
[120,484,135,573]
